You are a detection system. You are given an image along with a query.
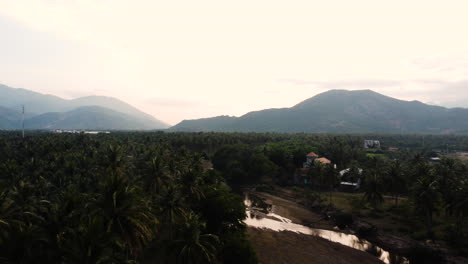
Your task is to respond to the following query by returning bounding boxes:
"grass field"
[366,153,386,158]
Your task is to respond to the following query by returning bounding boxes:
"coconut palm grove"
[0,132,468,263]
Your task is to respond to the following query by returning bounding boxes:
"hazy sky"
[1,0,467,125]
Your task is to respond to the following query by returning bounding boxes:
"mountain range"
[3,85,468,133]
[0,84,168,130]
[171,89,468,134]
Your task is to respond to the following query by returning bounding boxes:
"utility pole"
[22,105,25,138]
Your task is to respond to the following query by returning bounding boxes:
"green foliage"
[0,133,256,263]
[1,131,468,261]
[362,173,384,209]
[412,162,441,238]
[212,144,279,186]
[333,212,354,229]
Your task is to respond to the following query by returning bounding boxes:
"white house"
[364,140,381,149]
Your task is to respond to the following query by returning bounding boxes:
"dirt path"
[248,228,383,264]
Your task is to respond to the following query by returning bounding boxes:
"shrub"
[333,212,353,229]
[406,245,444,264]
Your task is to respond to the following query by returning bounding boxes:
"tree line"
[1,131,467,261]
[0,133,256,263]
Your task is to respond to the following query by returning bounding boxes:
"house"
[388,147,399,152]
[364,140,381,149]
[315,157,331,165]
[339,168,363,191]
[339,168,363,177]
[306,152,319,162]
[296,152,335,184]
[303,152,335,168]
[303,152,319,168]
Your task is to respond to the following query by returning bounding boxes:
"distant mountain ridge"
[0,84,168,130]
[25,106,161,130]
[171,89,468,134]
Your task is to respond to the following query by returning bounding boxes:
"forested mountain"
[0,84,168,130]
[0,106,21,129]
[25,106,161,130]
[171,90,468,134]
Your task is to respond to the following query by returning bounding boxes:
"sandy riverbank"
[248,228,383,264]
[246,191,388,263]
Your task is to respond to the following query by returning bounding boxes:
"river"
[244,193,409,264]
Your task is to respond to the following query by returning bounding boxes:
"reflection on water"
[244,193,408,264]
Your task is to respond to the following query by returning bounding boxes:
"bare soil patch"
[248,228,383,264]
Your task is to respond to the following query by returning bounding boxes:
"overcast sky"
[1,0,467,125]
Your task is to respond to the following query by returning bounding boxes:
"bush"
[406,245,445,264]
[444,224,468,256]
[221,232,258,264]
[333,212,353,229]
[255,184,275,193]
[411,230,428,241]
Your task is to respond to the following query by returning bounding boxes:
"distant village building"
[306,152,319,163]
[364,140,381,149]
[388,147,399,152]
[339,168,363,177]
[295,152,334,184]
[339,168,363,191]
[315,157,331,165]
[53,130,110,134]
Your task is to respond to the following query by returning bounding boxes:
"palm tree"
[143,156,170,195]
[180,156,205,201]
[323,164,338,204]
[448,183,468,237]
[94,173,158,257]
[171,211,220,264]
[386,160,405,207]
[435,158,458,215]
[102,144,127,176]
[58,215,114,264]
[412,163,440,238]
[158,185,185,239]
[363,173,384,209]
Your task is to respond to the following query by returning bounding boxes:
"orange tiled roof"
[316,157,331,164]
[306,152,319,157]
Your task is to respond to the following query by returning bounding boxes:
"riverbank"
[249,187,468,264]
[247,228,383,264]
[251,191,334,230]
[245,191,395,263]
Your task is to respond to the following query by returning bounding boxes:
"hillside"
[171,90,468,134]
[25,106,159,130]
[0,84,168,130]
[0,106,22,129]
[170,115,238,132]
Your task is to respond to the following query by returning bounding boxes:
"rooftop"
[316,157,331,164]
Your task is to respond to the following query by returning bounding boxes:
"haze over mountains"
[2,84,468,133]
[171,90,468,134]
[0,84,168,130]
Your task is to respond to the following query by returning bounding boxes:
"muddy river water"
[244,193,409,264]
